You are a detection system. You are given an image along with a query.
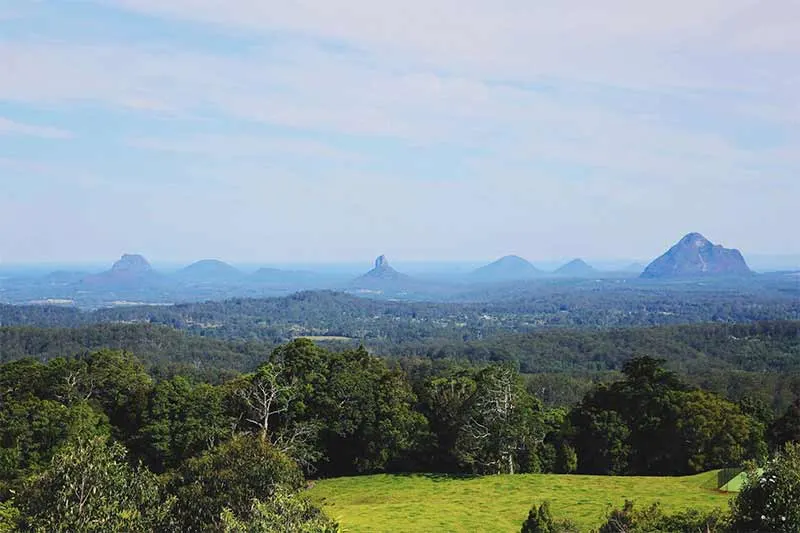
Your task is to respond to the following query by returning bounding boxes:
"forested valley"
[0,317,799,530]
[1,290,799,531]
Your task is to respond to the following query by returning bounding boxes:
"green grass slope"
[309,471,733,533]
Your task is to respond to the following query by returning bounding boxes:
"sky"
[0,0,798,265]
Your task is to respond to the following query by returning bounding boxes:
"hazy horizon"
[1,2,798,263]
[2,250,799,275]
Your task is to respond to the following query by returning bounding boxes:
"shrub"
[521,502,580,533]
[730,443,800,533]
[598,500,729,533]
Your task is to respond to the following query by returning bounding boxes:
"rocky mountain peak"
[680,232,712,248]
[111,254,152,274]
[375,255,390,270]
[642,233,751,278]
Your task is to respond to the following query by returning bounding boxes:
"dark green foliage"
[730,443,800,533]
[138,376,233,471]
[570,357,764,475]
[58,350,152,442]
[674,390,767,473]
[0,399,109,482]
[520,502,579,533]
[169,436,304,532]
[263,340,428,476]
[419,372,478,472]
[0,323,266,375]
[0,344,339,532]
[3,291,799,371]
[769,399,800,451]
[220,487,339,533]
[3,318,799,415]
[556,443,578,474]
[0,338,784,532]
[597,500,729,533]
[457,364,545,475]
[17,437,173,532]
[0,359,51,400]
[570,408,631,475]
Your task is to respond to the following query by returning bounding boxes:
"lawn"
[308,471,733,532]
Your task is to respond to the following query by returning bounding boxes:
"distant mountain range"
[0,232,774,307]
[642,233,752,279]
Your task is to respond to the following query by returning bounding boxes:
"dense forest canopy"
[1,289,799,531]
[3,287,799,340]
[1,319,798,410]
[2,341,799,531]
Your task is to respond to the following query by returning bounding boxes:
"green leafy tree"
[170,435,303,532]
[570,357,765,475]
[220,487,338,533]
[458,364,544,474]
[0,399,109,483]
[0,359,50,401]
[769,399,800,450]
[48,351,152,443]
[139,376,233,471]
[270,339,330,419]
[273,344,427,476]
[675,390,766,473]
[570,407,631,475]
[556,443,578,474]
[731,442,800,533]
[17,436,172,532]
[419,372,477,472]
[228,362,321,472]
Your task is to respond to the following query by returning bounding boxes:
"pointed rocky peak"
[375,255,391,270]
[111,254,152,274]
[353,255,409,284]
[679,232,712,248]
[366,255,400,277]
[642,233,752,279]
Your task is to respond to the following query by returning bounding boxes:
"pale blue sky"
[1,0,798,264]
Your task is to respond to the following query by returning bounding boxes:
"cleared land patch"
[309,471,733,532]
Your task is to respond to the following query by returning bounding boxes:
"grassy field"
[309,471,733,532]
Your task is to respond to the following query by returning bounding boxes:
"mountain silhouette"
[642,233,752,278]
[471,255,542,282]
[554,258,598,277]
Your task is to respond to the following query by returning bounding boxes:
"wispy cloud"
[0,157,56,173]
[126,134,365,162]
[0,1,797,261]
[106,0,800,90]
[0,116,73,139]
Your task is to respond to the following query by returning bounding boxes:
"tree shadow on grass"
[391,472,481,482]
